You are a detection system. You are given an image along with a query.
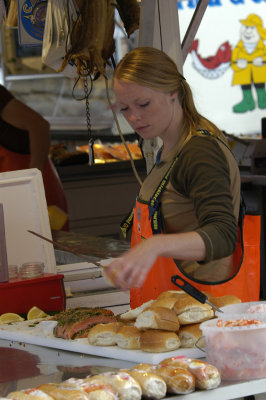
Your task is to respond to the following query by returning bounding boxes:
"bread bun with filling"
[87,390,117,400]
[7,391,54,400]
[178,323,205,348]
[140,329,180,353]
[173,297,214,325]
[131,363,157,373]
[158,355,192,369]
[60,378,118,400]
[122,369,166,400]
[156,366,195,394]
[35,384,58,394]
[86,372,142,400]
[36,387,89,400]
[119,300,155,321]
[188,359,221,390]
[115,325,141,349]
[88,322,122,346]
[135,307,180,331]
[158,357,221,390]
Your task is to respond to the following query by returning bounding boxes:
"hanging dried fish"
[6,0,17,27]
[116,0,140,37]
[58,0,116,77]
[102,0,116,62]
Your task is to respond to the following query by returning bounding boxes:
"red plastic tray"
[0,273,66,314]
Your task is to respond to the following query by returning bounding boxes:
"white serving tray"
[0,319,204,364]
[0,169,56,272]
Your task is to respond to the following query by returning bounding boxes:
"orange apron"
[121,132,261,308]
[0,145,69,230]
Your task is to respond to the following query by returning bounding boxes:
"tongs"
[171,275,223,313]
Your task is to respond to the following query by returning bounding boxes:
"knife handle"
[171,275,207,304]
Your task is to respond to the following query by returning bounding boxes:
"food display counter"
[51,130,147,238]
[1,338,266,400]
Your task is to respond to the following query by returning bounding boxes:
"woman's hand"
[104,235,161,290]
[104,231,206,290]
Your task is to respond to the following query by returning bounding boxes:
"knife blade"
[171,274,224,313]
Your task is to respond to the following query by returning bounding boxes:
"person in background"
[104,46,243,308]
[0,84,69,230]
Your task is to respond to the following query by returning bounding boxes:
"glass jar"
[8,265,18,279]
[20,261,44,279]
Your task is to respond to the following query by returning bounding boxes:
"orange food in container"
[200,314,266,381]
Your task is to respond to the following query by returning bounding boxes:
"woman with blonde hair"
[105,46,243,308]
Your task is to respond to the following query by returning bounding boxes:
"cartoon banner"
[178,0,266,136]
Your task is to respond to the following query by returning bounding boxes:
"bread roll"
[87,390,117,400]
[131,363,157,373]
[149,297,178,310]
[140,329,180,353]
[125,370,166,399]
[178,323,205,348]
[88,322,122,346]
[116,325,141,349]
[35,384,58,394]
[158,357,221,390]
[87,372,142,400]
[7,391,54,400]
[38,388,89,400]
[61,378,118,400]
[209,294,241,309]
[188,360,221,390]
[155,366,195,394]
[88,389,118,400]
[119,300,155,320]
[156,290,186,300]
[159,355,192,369]
[173,297,214,325]
[135,307,180,331]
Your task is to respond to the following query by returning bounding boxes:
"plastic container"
[216,301,266,317]
[20,261,44,279]
[201,314,266,381]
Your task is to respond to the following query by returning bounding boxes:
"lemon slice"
[0,313,25,324]
[27,306,49,320]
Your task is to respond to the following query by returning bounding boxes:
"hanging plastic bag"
[42,0,79,78]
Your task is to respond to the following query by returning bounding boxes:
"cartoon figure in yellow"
[231,14,266,113]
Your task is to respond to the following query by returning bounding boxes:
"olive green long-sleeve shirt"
[139,133,241,282]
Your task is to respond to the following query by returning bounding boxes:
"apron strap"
[148,154,180,234]
[120,208,135,239]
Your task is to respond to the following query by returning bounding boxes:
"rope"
[104,74,143,186]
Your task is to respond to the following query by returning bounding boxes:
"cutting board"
[0,319,205,364]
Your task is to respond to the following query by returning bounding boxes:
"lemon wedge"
[0,312,24,324]
[27,306,49,320]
